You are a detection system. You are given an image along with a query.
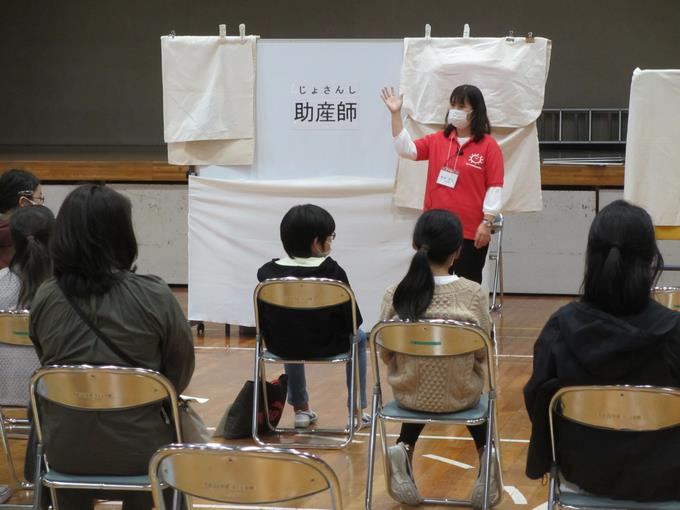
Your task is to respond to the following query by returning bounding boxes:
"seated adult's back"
[28,184,194,479]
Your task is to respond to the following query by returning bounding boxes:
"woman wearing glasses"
[0,168,44,269]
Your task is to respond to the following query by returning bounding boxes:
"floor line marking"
[294,433,364,444]
[192,505,329,510]
[504,485,528,505]
[354,432,529,444]
[422,453,473,470]
[532,502,548,510]
[195,346,256,351]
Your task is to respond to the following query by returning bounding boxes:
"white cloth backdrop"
[161,35,257,165]
[395,37,551,213]
[624,68,680,225]
[188,176,421,326]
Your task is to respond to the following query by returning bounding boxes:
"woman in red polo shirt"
[381,84,504,284]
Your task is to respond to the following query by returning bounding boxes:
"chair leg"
[31,444,42,510]
[346,343,357,441]
[352,344,362,431]
[0,410,17,489]
[48,488,58,510]
[481,399,497,510]
[171,489,181,510]
[547,465,558,510]
[252,353,265,445]
[364,387,380,510]
[498,228,504,310]
[378,414,396,502]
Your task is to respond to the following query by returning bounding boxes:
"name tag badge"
[436,166,459,189]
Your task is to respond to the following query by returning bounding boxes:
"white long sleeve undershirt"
[392,128,503,216]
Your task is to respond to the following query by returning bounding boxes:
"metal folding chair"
[365,319,501,509]
[651,286,680,312]
[547,385,680,510]
[489,214,504,312]
[0,310,38,509]
[252,277,361,449]
[30,365,182,510]
[149,444,343,509]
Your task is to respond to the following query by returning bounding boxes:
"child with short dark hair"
[256,204,368,428]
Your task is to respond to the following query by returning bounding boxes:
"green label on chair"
[410,340,441,346]
[12,331,29,336]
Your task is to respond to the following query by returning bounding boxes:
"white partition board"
[496,191,595,294]
[43,184,188,285]
[198,40,403,181]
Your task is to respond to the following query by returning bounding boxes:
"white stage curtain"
[188,176,421,327]
[395,37,551,213]
[161,35,257,165]
[624,68,680,225]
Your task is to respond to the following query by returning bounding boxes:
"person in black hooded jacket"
[524,199,680,502]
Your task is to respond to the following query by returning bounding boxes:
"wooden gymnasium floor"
[1,290,573,510]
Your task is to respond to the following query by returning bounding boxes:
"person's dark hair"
[280,204,335,258]
[393,210,464,320]
[0,169,40,213]
[443,84,491,142]
[9,206,55,308]
[582,200,663,315]
[51,184,138,297]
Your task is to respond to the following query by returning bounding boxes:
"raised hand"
[380,86,403,113]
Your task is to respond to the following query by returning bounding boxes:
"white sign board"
[199,40,402,180]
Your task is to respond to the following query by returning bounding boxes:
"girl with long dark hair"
[525,200,680,502]
[381,84,504,284]
[379,210,499,508]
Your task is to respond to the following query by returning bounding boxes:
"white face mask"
[447,108,471,129]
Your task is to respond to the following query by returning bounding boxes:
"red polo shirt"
[414,131,504,240]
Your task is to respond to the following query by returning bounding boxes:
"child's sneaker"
[387,442,422,505]
[294,409,318,428]
[347,412,372,430]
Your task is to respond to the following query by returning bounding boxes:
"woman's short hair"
[9,205,55,308]
[51,184,138,297]
[443,84,492,142]
[280,204,335,258]
[393,210,464,320]
[582,199,663,315]
[0,169,40,213]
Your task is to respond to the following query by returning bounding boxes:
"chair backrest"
[149,444,343,509]
[369,319,495,390]
[0,310,31,346]
[651,286,680,312]
[253,278,359,356]
[30,365,182,443]
[254,277,357,328]
[548,385,680,462]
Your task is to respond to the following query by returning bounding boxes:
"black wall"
[1,1,678,146]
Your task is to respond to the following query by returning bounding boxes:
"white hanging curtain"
[624,68,680,226]
[161,35,257,165]
[394,37,551,213]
